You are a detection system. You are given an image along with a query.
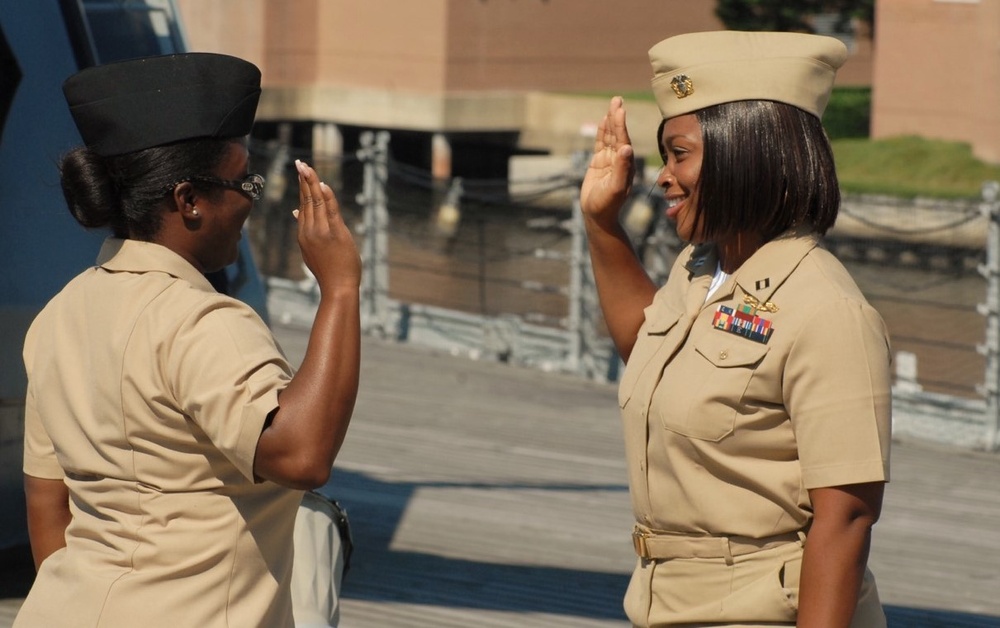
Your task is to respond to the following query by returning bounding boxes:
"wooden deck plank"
[316,329,635,627]
[297,328,1000,627]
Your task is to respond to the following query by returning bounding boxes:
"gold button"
[719,350,729,360]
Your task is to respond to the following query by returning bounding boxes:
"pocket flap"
[694,332,770,367]
[643,299,683,335]
[618,301,684,409]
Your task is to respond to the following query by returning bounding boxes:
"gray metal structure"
[977,181,1000,450]
[335,134,1000,452]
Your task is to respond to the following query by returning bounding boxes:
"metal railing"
[257,132,999,452]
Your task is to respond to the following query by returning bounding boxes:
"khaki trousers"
[624,539,886,627]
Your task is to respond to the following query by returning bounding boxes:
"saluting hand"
[580,96,636,231]
[293,159,362,294]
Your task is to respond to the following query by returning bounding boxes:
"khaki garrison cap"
[649,30,847,120]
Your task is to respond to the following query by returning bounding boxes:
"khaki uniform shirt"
[618,229,892,626]
[18,239,300,628]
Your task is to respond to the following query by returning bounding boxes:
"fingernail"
[320,182,330,192]
[292,209,300,219]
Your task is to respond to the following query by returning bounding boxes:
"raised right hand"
[580,97,636,231]
[256,159,361,489]
[293,159,362,294]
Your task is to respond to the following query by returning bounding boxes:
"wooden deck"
[3,322,1000,627]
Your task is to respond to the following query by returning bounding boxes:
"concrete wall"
[175,0,721,134]
[177,0,874,89]
[439,0,721,92]
[175,0,873,152]
[177,0,267,69]
[872,0,1000,163]
[179,0,722,92]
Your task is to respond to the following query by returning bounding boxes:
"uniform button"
[719,350,728,360]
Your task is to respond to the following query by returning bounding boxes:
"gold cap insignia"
[670,74,694,98]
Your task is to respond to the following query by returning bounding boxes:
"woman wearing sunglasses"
[17,53,360,627]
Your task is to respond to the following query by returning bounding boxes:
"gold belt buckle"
[632,530,649,558]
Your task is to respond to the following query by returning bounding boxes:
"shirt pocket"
[653,331,770,441]
[617,299,684,409]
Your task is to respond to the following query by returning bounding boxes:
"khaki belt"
[632,525,804,565]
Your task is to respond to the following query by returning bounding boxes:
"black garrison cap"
[63,52,261,157]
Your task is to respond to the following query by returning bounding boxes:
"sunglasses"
[170,173,266,201]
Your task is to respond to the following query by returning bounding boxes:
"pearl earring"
[192,208,199,217]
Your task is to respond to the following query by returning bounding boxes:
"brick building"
[872,0,1000,164]
[176,0,872,172]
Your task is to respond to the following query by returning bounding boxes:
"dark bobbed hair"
[59,137,236,241]
[659,99,840,243]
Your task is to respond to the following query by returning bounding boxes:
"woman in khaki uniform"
[17,53,360,627]
[581,32,891,627]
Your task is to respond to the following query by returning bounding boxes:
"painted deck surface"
[2,323,999,627]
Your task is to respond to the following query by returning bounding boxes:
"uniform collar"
[690,226,820,306]
[734,226,819,305]
[97,237,215,292]
[683,242,719,280]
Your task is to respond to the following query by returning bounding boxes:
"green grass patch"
[833,136,1000,200]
